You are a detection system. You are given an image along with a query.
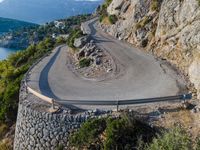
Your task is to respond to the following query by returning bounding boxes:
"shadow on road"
[39,46,85,111]
[39,47,61,100]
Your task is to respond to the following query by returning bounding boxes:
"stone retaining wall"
[14,81,107,150]
[14,104,87,150]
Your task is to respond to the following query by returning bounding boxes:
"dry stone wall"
[14,80,107,150]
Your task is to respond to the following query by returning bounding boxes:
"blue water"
[0,47,20,60]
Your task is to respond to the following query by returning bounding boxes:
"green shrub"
[105,0,113,7]
[99,14,106,23]
[70,114,156,149]
[0,124,8,139]
[0,140,12,150]
[104,115,156,150]
[197,0,200,6]
[145,128,192,150]
[151,0,159,11]
[56,144,64,150]
[79,58,91,68]
[70,118,107,148]
[136,16,152,30]
[56,37,66,45]
[67,28,84,49]
[0,37,55,122]
[98,0,113,22]
[108,15,118,24]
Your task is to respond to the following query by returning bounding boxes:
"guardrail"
[55,93,192,110]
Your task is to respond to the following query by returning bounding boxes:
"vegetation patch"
[150,0,159,11]
[67,28,84,49]
[0,124,8,140]
[0,139,12,150]
[69,113,157,149]
[141,127,199,150]
[69,112,200,150]
[0,15,90,49]
[79,58,91,68]
[136,16,152,30]
[0,38,56,122]
[0,15,90,125]
[98,0,117,25]
[108,15,118,24]
[197,0,200,6]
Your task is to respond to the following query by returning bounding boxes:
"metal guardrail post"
[183,94,186,103]
[116,100,119,112]
[52,99,55,109]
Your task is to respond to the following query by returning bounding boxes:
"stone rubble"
[70,39,115,80]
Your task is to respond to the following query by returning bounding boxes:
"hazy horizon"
[0,0,103,24]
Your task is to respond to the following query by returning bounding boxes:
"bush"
[144,128,192,150]
[99,14,106,23]
[108,15,118,24]
[56,144,64,150]
[105,0,113,7]
[98,0,113,23]
[0,124,8,139]
[79,58,91,68]
[70,118,106,148]
[136,16,152,30]
[0,140,12,150]
[67,28,84,49]
[151,0,159,11]
[104,115,156,150]
[197,0,200,6]
[70,114,157,149]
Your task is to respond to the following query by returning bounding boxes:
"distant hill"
[0,17,38,34]
[0,0,103,24]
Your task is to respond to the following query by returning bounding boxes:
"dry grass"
[155,108,200,139]
[0,139,12,150]
[102,16,112,25]
[0,124,8,140]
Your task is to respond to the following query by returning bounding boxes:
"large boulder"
[107,0,124,15]
[73,36,89,48]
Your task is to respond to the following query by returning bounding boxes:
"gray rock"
[74,36,88,48]
[43,129,49,137]
[51,139,57,146]
[95,58,101,65]
[30,128,35,135]
[77,49,85,59]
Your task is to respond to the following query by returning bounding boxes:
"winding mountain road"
[27,18,187,108]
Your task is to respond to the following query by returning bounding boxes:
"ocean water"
[0,47,20,60]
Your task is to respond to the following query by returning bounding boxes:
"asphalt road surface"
[28,18,187,108]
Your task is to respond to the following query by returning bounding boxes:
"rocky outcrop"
[73,36,89,48]
[69,40,115,80]
[99,0,200,99]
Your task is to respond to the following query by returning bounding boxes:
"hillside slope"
[99,0,200,100]
[0,17,37,34]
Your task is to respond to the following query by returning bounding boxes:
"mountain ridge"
[0,0,103,24]
[0,17,38,34]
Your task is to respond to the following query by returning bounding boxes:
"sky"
[0,0,101,2]
[0,0,103,23]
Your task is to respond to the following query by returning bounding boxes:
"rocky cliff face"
[100,0,200,99]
